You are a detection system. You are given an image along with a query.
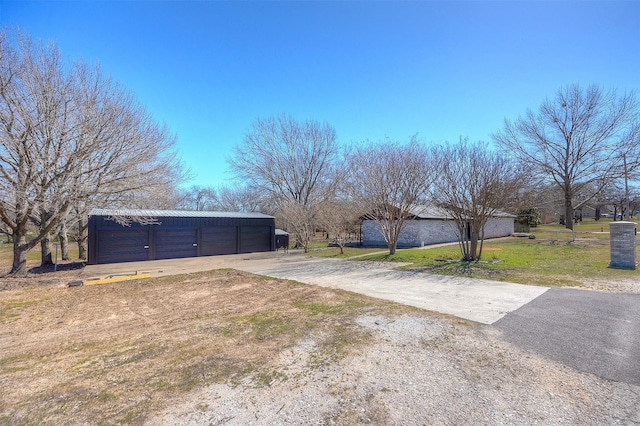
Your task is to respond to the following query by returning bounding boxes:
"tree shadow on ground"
[27,262,85,274]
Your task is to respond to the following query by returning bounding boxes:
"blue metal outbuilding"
[88,209,276,265]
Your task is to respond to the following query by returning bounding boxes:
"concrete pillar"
[609,221,637,269]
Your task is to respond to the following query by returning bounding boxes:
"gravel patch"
[584,279,640,294]
[147,314,640,425]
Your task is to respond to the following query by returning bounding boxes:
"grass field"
[308,219,640,288]
[533,218,617,240]
[0,244,42,266]
[0,241,79,272]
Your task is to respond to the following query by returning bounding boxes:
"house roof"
[89,208,274,219]
[409,205,516,219]
[407,205,452,219]
[363,205,516,220]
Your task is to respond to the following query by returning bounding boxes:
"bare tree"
[0,31,183,274]
[278,199,316,253]
[178,185,220,211]
[217,184,268,213]
[493,84,640,230]
[229,114,338,205]
[228,114,339,251]
[600,182,630,221]
[433,140,524,261]
[175,183,272,214]
[316,196,362,255]
[629,191,640,220]
[346,138,437,255]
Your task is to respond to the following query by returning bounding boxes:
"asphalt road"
[494,288,640,386]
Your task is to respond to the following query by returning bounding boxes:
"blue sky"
[1,1,639,188]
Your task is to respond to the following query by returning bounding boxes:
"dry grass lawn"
[0,268,414,425]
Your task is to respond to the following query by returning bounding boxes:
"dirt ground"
[1,263,639,425]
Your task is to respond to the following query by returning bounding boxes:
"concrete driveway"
[83,251,548,325]
[232,255,550,324]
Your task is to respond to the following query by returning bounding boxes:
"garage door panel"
[97,230,149,264]
[155,229,197,260]
[201,226,237,256]
[240,226,271,253]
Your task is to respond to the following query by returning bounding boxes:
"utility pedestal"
[609,221,637,269]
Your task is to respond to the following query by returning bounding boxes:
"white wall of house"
[361,220,386,246]
[481,217,515,239]
[362,217,514,248]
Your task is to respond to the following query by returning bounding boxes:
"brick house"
[362,205,515,248]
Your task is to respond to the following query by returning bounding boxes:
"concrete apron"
[83,252,549,325]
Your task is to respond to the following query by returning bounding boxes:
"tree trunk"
[37,210,55,266]
[461,222,473,261]
[388,226,399,255]
[59,226,70,261]
[40,234,53,266]
[302,225,310,253]
[564,191,574,231]
[469,226,479,261]
[457,222,468,260]
[477,227,486,261]
[77,217,88,261]
[11,232,29,276]
[78,238,88,261]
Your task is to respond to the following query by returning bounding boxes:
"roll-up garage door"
[201,226,237,256]
[155,228,197,260]
[97,229,149,264]
[240,226,271,253]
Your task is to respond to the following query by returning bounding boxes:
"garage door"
[96,229,149,264]
[201,226,237,256]
[240,226,271,253]
[155,228,197,260]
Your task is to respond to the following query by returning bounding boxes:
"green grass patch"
[0,246,41,269]
[0,299,44,323]
[356,236,640,287]
[532,218,638,236]
[225,312,295,340]
[0,353,37,374]
[309,324,371,368]
[0,242,80,269]
[292,300,368,316]
[251,369,288,387]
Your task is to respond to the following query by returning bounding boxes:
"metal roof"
[408,205,516,219]
[89,208,274,219]
[363,205,516,220]
[407,205,454,219]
